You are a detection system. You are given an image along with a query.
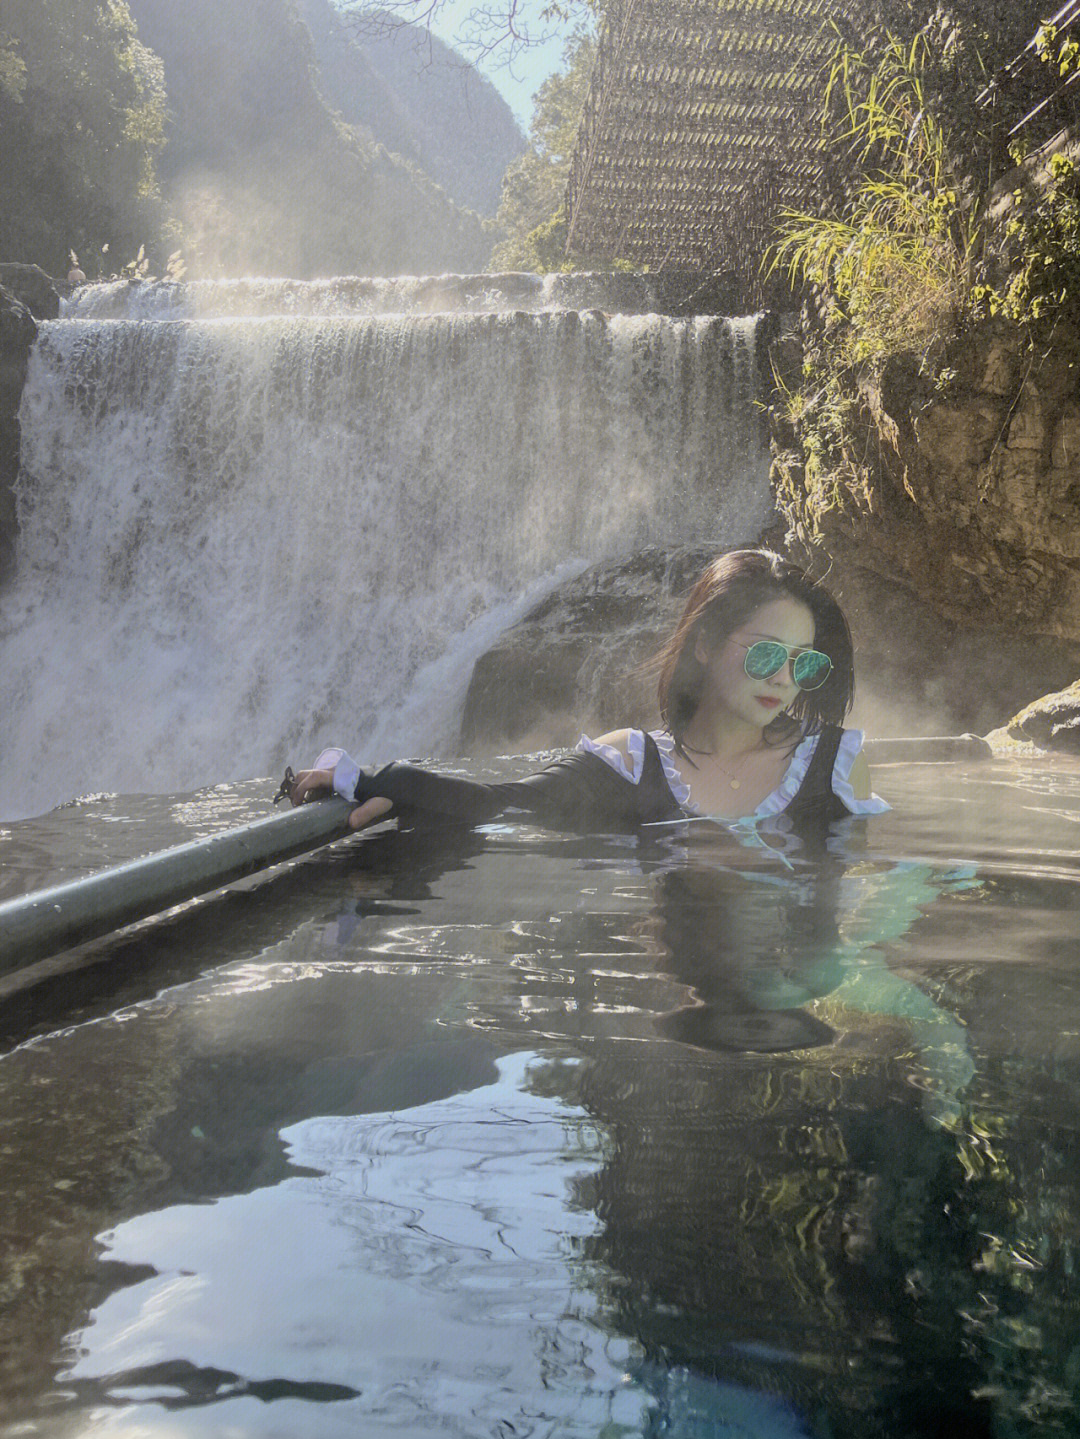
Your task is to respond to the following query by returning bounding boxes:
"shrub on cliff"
[763,26,990,529]
[771,12,1080,363]
[975,20,1080,330]
[981,151,1080,327]
[769,30,980,368]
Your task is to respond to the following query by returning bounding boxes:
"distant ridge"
[299,0,525,216]
[126,0,493,277]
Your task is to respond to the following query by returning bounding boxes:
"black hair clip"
[273,766,296,804]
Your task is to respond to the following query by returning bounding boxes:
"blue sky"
[425,0,573,127]
[340,0,578,130]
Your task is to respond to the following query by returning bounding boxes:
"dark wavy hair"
[655,549,855,754]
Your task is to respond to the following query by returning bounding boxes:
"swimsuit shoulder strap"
[785,724,847,825]
[638,730,685,822]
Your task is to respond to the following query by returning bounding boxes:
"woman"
[288,549,888,832]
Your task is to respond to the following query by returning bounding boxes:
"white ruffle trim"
[576,730,692,807]
[577,732,638,783]
[752,728,890,818]
[647,729,693,807]
[829,728,891,815]
[578,727,889,819]
[313,746,361,801]
[751,734,818,818]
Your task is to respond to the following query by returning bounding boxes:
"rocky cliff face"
[0,267,53,586]
[460,548,717,751]
[124,0,492,278]
[770,317,1080,734]
[297,0,524,217]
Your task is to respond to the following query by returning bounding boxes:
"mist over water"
[0,280,771,820]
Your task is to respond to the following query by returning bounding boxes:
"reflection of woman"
[648,854,976,1124]
[569,853,986,1434]
[289,549,888,833]
[651,862,846,1054]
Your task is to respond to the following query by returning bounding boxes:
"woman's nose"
[768,659,794,686]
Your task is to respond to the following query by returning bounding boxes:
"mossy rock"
[1006,678,1080,752]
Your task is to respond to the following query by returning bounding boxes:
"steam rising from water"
[1,286,770,819]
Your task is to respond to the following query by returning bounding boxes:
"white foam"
[63,271,670,321]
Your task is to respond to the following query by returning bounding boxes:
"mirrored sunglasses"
[737,640,833,691]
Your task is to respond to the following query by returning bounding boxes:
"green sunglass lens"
[793,651,832,689]
[743,642,788,678]
[742,642,832,688]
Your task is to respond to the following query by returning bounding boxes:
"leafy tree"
[354,0,590,71]
[0,0,172,274]
[489,28,600,271]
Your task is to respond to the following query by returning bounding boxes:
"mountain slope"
[298,0,525,215]
[125,0,492,277]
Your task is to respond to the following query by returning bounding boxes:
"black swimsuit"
[349,725,851,833]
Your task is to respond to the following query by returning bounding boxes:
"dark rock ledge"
[0,264,62,585]
[460,546,718,752]
[0,285,40,585]
[0,263,62,321]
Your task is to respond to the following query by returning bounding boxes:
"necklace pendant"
[730,778,740,790]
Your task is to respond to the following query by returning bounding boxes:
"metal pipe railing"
[977,0,1080,137]
[0,798,353,973]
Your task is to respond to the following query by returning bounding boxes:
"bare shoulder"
[592,728,635,760]
[846,746,872,799]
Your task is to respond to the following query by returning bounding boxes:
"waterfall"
[0,278,772,820]
[62,272,728,320]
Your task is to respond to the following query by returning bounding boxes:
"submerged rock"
[996,679,1080,753]
[460,546,717,751]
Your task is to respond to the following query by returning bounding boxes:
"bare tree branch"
[340,0,590,69]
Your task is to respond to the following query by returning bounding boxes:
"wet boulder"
[460,546,717,752]
[999,679,1080,753]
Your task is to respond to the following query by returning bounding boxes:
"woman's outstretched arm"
[287,748,655,833]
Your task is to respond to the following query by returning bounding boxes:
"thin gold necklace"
[681,740,759,792]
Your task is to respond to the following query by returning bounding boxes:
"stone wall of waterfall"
[0,278,771,820]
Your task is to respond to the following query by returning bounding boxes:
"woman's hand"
[288,769,334,805]
[289,769,394,831]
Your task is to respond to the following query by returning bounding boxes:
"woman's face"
[696,595,817,728]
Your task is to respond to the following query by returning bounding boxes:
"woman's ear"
[693,629,711,665]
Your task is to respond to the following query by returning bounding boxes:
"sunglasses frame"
[734,639,833,691]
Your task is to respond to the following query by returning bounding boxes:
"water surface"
[2,758,1080,1438]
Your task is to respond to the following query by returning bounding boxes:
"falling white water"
[0,285,772,820]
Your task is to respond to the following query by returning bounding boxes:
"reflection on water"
[2,760,1080,1437]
